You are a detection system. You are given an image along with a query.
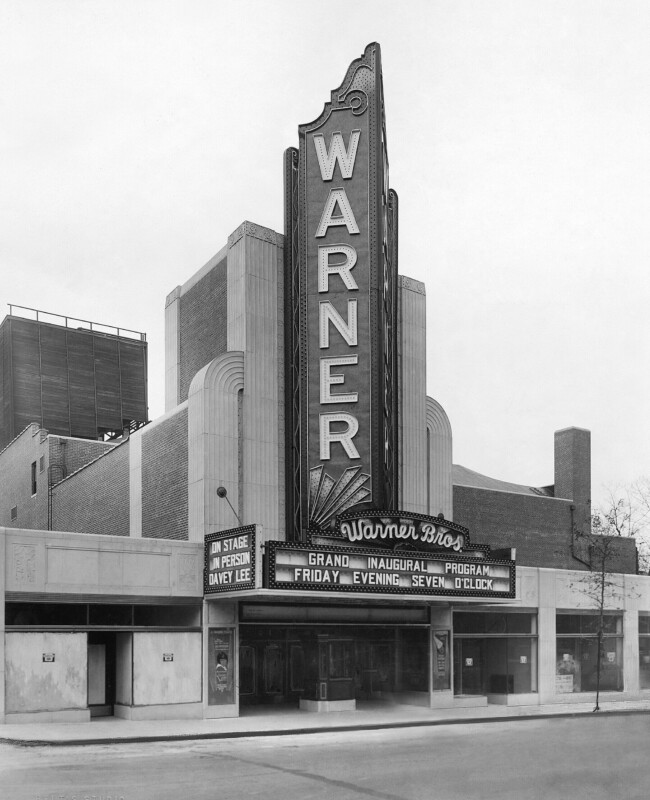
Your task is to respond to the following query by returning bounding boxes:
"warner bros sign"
[284,42,399,535]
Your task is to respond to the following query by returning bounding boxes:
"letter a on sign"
[316,189,360,237]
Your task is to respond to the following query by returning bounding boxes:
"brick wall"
[51,441,129,536]
[141,408,188,540]
[0,424,49,529]
[178,258,228,403]
[453,485,637,574]
[48,437,116,482]
[555,427,591,509]
[1,412,188,540]
[0,426,121,531]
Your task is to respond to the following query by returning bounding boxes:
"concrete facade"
[5,632,87,718]
[398,276,428,515]
[0,216,644,725]
[0,44,646,726]
[517,565,648,705]
[1,526,202,724]
[0,216,643,726]
[426,397,453,520]
[184,222,286,544]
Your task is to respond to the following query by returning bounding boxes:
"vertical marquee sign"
[285,42,398,538]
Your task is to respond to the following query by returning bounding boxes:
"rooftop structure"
[0,305,148,449]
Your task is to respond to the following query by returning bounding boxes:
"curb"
[3,706,650,748]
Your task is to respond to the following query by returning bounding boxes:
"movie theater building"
[0,43,646,725]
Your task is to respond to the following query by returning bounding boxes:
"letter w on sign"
[313,131,361,181]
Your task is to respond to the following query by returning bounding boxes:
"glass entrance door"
[238,632,307,705]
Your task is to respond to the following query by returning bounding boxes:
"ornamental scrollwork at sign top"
[302,45,377,132]
[337,64,373,116]
[340,89,368,116]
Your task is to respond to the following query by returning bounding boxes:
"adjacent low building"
[0,43,646,725]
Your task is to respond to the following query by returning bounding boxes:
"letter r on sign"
[320,413,360,459]
[318,245,358,292]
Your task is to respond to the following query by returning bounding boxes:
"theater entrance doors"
[239,625,429,706]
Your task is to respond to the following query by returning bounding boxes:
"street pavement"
[1,713,650,800]
[2,697,650,746]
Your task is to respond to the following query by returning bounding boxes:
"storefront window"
[454,612,536,635]
[639,614,650,690]
[5,602,202,628]
[453,612,538,695]
[556,613,623,693]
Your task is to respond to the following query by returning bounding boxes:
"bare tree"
[629,478,650,572]
[571,482,649,711]
[572,529,624,711]
[593,482,650,572]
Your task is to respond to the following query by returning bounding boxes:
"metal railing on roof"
[7,304,146,341]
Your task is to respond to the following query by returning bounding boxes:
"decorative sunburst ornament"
[308,465,371,528]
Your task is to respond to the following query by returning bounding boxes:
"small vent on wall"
[39,455,45,473]
[11,506,17,521]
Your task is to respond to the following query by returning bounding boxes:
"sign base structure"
[203,515,515,602]
[266,511,515,600]
[204,526,257,594]
[265,543,515,600]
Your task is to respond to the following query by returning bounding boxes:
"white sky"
[2,0,649,506]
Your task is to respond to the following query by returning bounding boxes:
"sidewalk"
[3,699,650,747]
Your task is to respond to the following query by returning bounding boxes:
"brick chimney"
[554,427,591,523]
